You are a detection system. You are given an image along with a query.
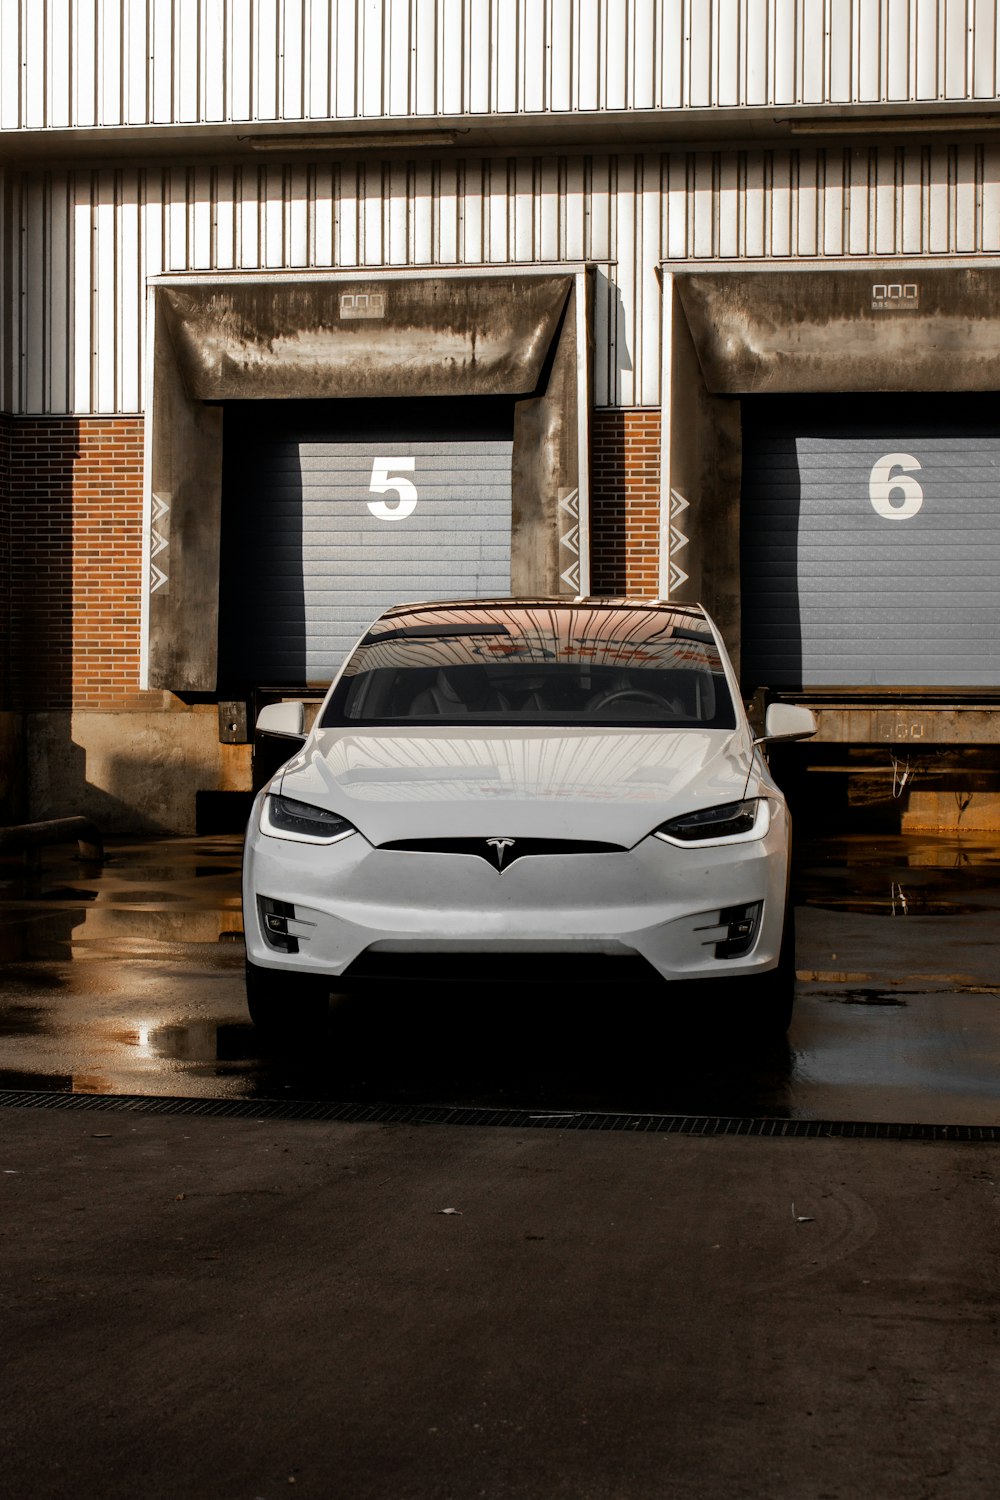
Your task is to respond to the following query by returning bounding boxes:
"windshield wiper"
[671,627,714,644]
[363,623,511,645]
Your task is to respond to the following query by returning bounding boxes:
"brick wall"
[9,417,153,712]
[590,409,660,596]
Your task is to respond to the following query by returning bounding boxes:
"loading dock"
[660,263,1000,824]
[142,269,591,696]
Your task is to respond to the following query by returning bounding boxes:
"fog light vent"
[258,897,299,954]
[715,902,762,959]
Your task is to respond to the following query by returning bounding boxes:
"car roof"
[373,597,709,623]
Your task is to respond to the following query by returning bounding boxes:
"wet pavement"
[1,830,1000,1124]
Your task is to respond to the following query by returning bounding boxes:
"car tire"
[245,960,330,1039]
[727,900,796,1038]
[752,900,796,1035]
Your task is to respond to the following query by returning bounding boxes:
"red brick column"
[589,409,661,596]
[9,417,154,712]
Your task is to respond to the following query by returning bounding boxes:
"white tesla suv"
[242,598,815,1037]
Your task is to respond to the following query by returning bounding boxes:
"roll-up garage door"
[219,398,514,685]
[741,395,1000,690]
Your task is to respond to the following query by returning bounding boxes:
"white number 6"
[368,456,418,520]
[869,453,923,520]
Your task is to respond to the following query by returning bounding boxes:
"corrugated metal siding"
[10,141,1000,415]
[219,433,513,682]
[2,0,1000,131]
[741,397,1000,688]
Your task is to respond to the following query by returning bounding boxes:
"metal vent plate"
[1,1090,998,1143]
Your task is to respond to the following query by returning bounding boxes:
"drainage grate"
[1,1088,999,1142]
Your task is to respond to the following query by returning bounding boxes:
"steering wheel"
[588,688,680,712]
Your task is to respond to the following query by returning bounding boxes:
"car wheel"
[245,960,330,1039]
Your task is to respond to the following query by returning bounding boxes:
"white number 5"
[368,457,418,520]
[869,453,924,520]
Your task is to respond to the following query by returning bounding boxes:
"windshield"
[321,605,737,730]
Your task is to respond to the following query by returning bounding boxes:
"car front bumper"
[243,793,791,985]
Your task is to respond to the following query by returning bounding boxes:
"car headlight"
[260,794,357,845]
[653,798,770,847]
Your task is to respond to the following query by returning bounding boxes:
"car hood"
[275,726,759,846]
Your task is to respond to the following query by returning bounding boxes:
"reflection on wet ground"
[799,829,1000,916]
[0,831,999,1124]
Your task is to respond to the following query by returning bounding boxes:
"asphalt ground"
[2,1106,999,1500]
[2,832,1000,1497]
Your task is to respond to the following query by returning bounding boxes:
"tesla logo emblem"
[486,838,516,870]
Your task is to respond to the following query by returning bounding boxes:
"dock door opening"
[740,394,1000,693]
[218,397,515,689]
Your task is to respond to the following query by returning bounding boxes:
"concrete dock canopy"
[146,272,590,692]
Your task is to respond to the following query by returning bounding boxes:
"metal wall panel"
[218,429,513,683]
[741,397,1000,687]
[4,1,1000,131]
[10,141,1000,415]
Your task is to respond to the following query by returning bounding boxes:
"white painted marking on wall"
[558,486,581,592]
[666,489,690,597]
[367,456,418,519]
[869,454,924,519]
[148,492,170,591]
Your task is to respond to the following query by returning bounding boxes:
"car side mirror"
[756,703,817,744]
[255,701,306,739]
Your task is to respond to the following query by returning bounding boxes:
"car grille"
[377,837,627,869]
